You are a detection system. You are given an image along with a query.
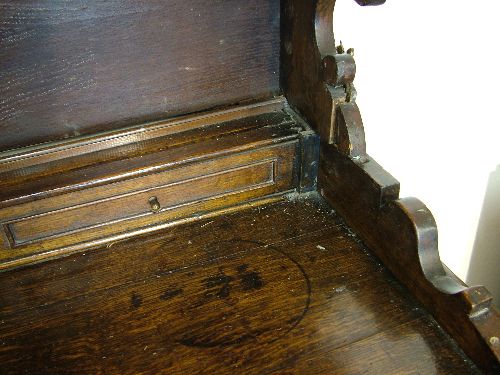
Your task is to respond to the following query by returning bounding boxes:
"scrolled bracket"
[335,102,366,159]
[282,1,500,372]
[282,0,380,155]
[322,52,356,87]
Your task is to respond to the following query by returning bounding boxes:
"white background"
[334,0,500,301]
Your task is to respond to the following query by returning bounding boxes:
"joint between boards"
[298,130,320,193]
[283,105,321,193]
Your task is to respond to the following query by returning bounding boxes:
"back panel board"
[0,0,280,152]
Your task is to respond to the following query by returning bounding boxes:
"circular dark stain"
[166,239,311,348]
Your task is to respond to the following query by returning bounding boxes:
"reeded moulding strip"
[0,97,287,173]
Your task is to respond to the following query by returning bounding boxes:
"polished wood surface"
[0,101,311,270]
[0,0,280,152]
[0,195,479,374]
[319,144,500,374]
[1,0,498,372]
[281,1,500,372]
[0,100,292,206]
[0,98,286,176]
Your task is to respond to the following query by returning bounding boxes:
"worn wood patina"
[0,0,498,373]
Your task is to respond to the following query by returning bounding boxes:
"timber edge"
[281,0,500,373]
[0,97,320,270]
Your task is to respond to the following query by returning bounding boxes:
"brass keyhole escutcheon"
[149,196,161,213]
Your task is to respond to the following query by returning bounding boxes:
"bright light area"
[334,0,500,295]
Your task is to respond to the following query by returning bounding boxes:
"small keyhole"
[149,196,161,213]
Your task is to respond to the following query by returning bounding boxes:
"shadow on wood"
[468,164,500,307]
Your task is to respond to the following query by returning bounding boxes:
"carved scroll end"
[335,102,366,159]
[322,52,356,87]
[394,197,500,372]
[320,40,365,160]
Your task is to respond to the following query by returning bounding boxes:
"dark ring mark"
[177,239,311,348]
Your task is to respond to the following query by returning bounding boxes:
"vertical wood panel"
[0,0,280,152]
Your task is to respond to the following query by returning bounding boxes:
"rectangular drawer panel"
[0,140,299,270]
[5,160,275,246]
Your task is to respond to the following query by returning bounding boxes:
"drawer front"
[0,142,299,268]
[6,160,275,246]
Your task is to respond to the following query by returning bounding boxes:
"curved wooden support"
[282,0,500,372]
[282,0,335,142]
[319,146,500,373]
[336,102,366,158]
[322,54,356,86]
[315,0,337,58]
[282,0,365,149]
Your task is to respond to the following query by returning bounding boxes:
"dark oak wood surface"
[281,1,500,372]
[0,103,299,208]
[0,195,479,374]
[0,102,308,270]
[0,0,280,152]
[319,144,500,374]
[1,0,498,372]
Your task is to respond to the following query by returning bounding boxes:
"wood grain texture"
[0,102,295,207]
[281,0,500,372]
[6,159,277,245]
[281,0,369,151]
[0,0,280,152]
[1,0,496,373]
[0,103,311,270]
[0,196,479,374]
[0,98,287,174]
[281,0,337,141]
[318,148,500,374]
